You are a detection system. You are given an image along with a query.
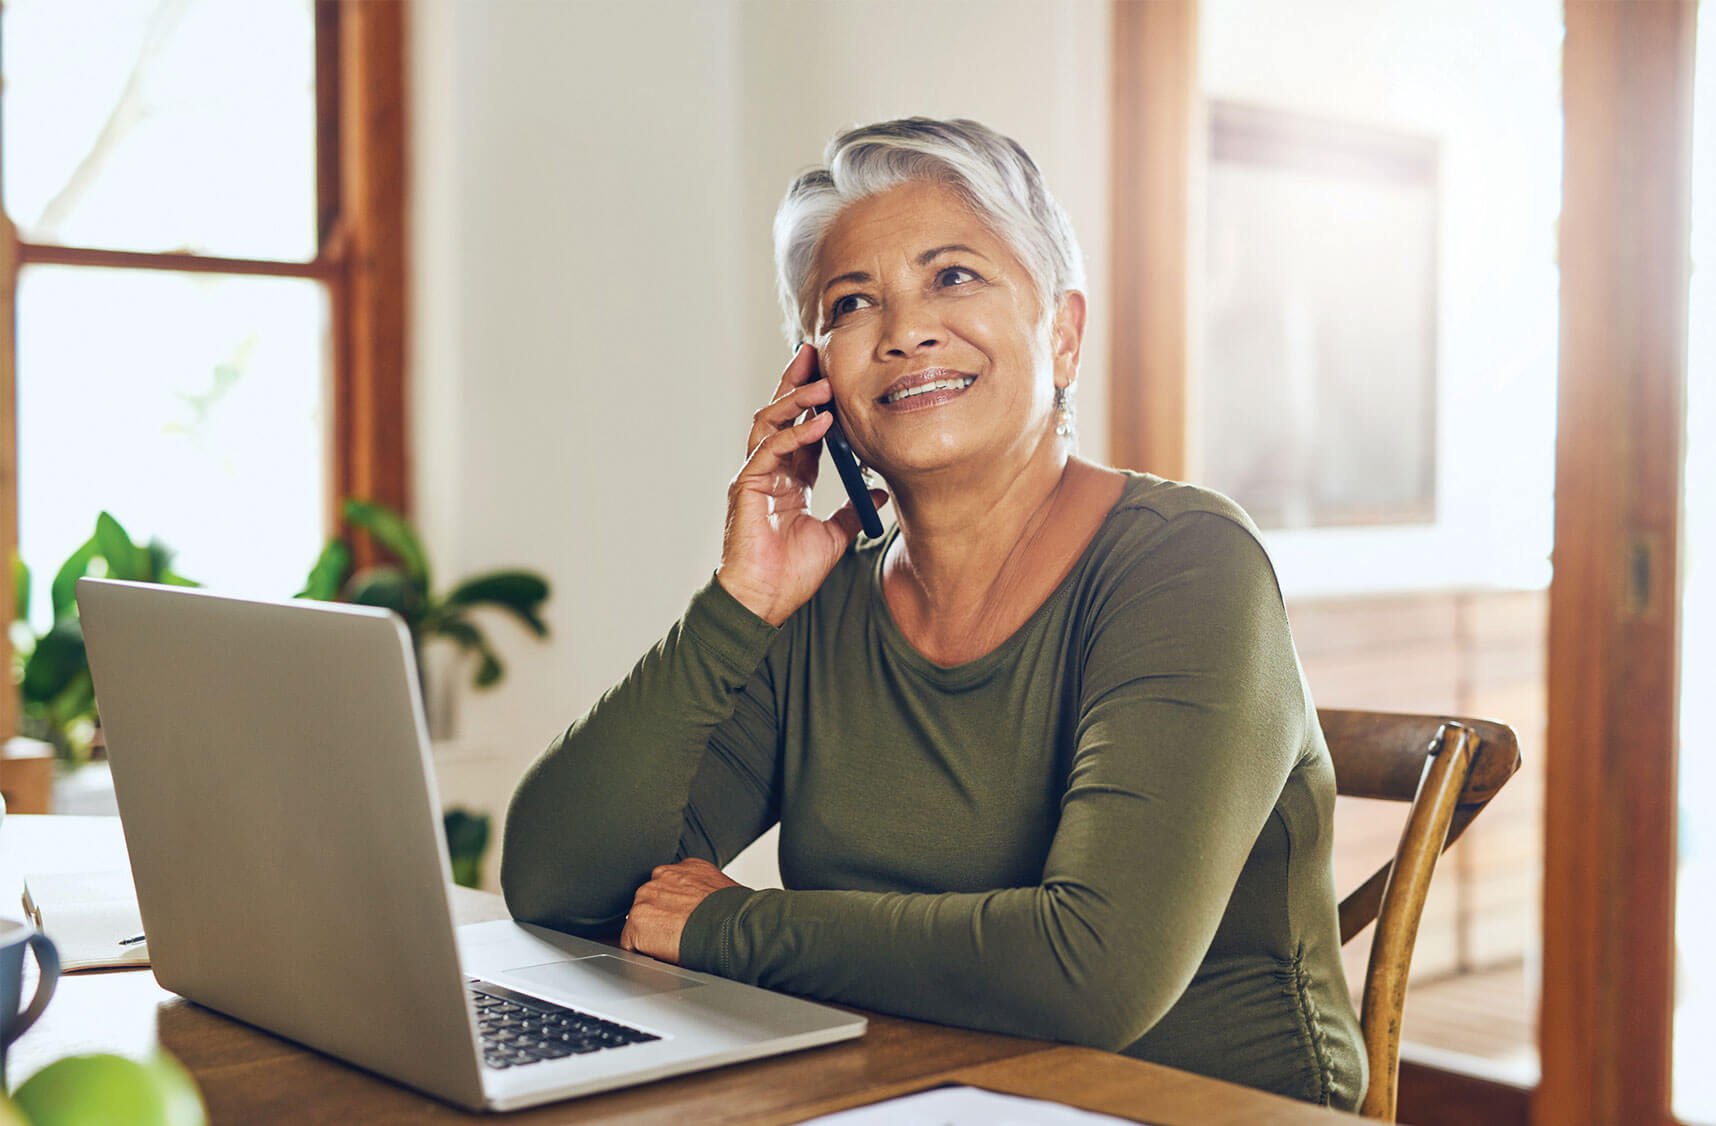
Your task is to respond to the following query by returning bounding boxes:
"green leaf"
[442,571,551,637]
[143,539,201,588]
[12,552,30,625]
[297,539,352,601]
[342,566,427,631]
[144,539,174,582]
[443,807,492,888]
[21,618,86,704]
[50,536,101,621]
[48,669,96,729]
[342,499,430,592]
[434,615,505,689]
[95,512,149,581]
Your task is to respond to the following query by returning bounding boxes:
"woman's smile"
[878,368,979,411]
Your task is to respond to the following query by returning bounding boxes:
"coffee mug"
[0,918,58,1085]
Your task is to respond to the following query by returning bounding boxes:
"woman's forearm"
[500,577,779,933]
[678,872,1225,1051]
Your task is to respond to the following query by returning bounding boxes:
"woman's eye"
[937,266,979,288]
[830,294,871,318]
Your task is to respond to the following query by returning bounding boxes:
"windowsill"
[1262,522,1552,601]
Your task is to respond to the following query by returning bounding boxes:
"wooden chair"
[1319,708,1522,1122]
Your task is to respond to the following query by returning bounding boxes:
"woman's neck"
[881,437,1106,665]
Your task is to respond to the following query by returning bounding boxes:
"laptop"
[75,578,865,1113]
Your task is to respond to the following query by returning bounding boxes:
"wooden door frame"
[1538,2,1697,1123]
[1111,2,1701,1122]
[1110,0,1196,482]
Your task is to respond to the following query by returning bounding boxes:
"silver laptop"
[76,578,865,1113]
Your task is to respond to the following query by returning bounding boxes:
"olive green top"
[501,472,1366,1110]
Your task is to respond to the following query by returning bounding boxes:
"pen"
[118,934,146,946]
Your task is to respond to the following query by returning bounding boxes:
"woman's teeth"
[883,376,975,404]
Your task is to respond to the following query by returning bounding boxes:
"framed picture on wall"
[1201,101,1440,530]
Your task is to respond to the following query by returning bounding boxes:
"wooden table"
[1,816,1355,1124]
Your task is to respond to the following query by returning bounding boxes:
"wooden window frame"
[1111,2,1699,1122]
[0,0,408,768]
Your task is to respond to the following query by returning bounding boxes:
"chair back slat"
[1318,708,1522,1122]
[1318,709,1518,804]
[1339,803,1486,944]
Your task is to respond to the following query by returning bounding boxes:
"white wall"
[410,0,1113,886]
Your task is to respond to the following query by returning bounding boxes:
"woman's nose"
[876,295,942,358]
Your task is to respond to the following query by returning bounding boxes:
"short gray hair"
[773,117,1086,347]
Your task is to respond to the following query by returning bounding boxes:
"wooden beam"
[1537,2,1696,1123]
[1109,0,1196,480]
[16,242,335,280]
[315,0,343,250]
[0,210,18,753]
[332,0,411,551]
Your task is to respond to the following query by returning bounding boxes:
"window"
[0,0,407,760]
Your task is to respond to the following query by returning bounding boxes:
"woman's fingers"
[746,375,833,457]
[620,860,741,964]
[770,342,818,398]
[737,408,832,482]
[749,345,822,452]
[826,488,891,542]
[718,344,855,627]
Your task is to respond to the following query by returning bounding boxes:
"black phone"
[809,367,885,539]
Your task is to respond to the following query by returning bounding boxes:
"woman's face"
[810,180,1083,481]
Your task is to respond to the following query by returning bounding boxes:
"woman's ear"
[1051,291,1088,390]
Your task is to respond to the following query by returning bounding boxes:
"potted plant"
[299,499,549,700]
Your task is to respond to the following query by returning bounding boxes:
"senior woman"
[502,117,1365,1110]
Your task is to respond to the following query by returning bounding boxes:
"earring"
[1054,384,1076,438]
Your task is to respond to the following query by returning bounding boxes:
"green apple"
[12,1051,205,1126]
[0,1093,28,1126]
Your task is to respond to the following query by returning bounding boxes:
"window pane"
[1204,106,1438,530]
[15,266,328,622]
[1675,5,1715,1121]
[1,0,317,260]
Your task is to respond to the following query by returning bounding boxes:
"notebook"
[75,577,865,1113]
[21,870,148,972]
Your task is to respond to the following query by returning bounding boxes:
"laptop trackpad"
[505,955,706,1006]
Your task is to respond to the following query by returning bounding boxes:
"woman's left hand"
[619,858,743,964]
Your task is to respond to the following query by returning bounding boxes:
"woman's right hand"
[716,345,888,627]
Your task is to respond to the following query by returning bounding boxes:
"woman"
[502,117,1366,1110]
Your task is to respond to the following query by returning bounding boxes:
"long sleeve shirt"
[501,472,1366,1110]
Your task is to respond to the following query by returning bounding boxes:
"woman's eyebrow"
[916,243,989,266]
[821,270,871,298]
[821,244,993,299]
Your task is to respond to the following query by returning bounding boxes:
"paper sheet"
[803,1085,1152,1125]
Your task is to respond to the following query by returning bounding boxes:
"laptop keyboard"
[469,981,660,1069]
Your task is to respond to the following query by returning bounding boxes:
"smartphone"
[809,367,885,539]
